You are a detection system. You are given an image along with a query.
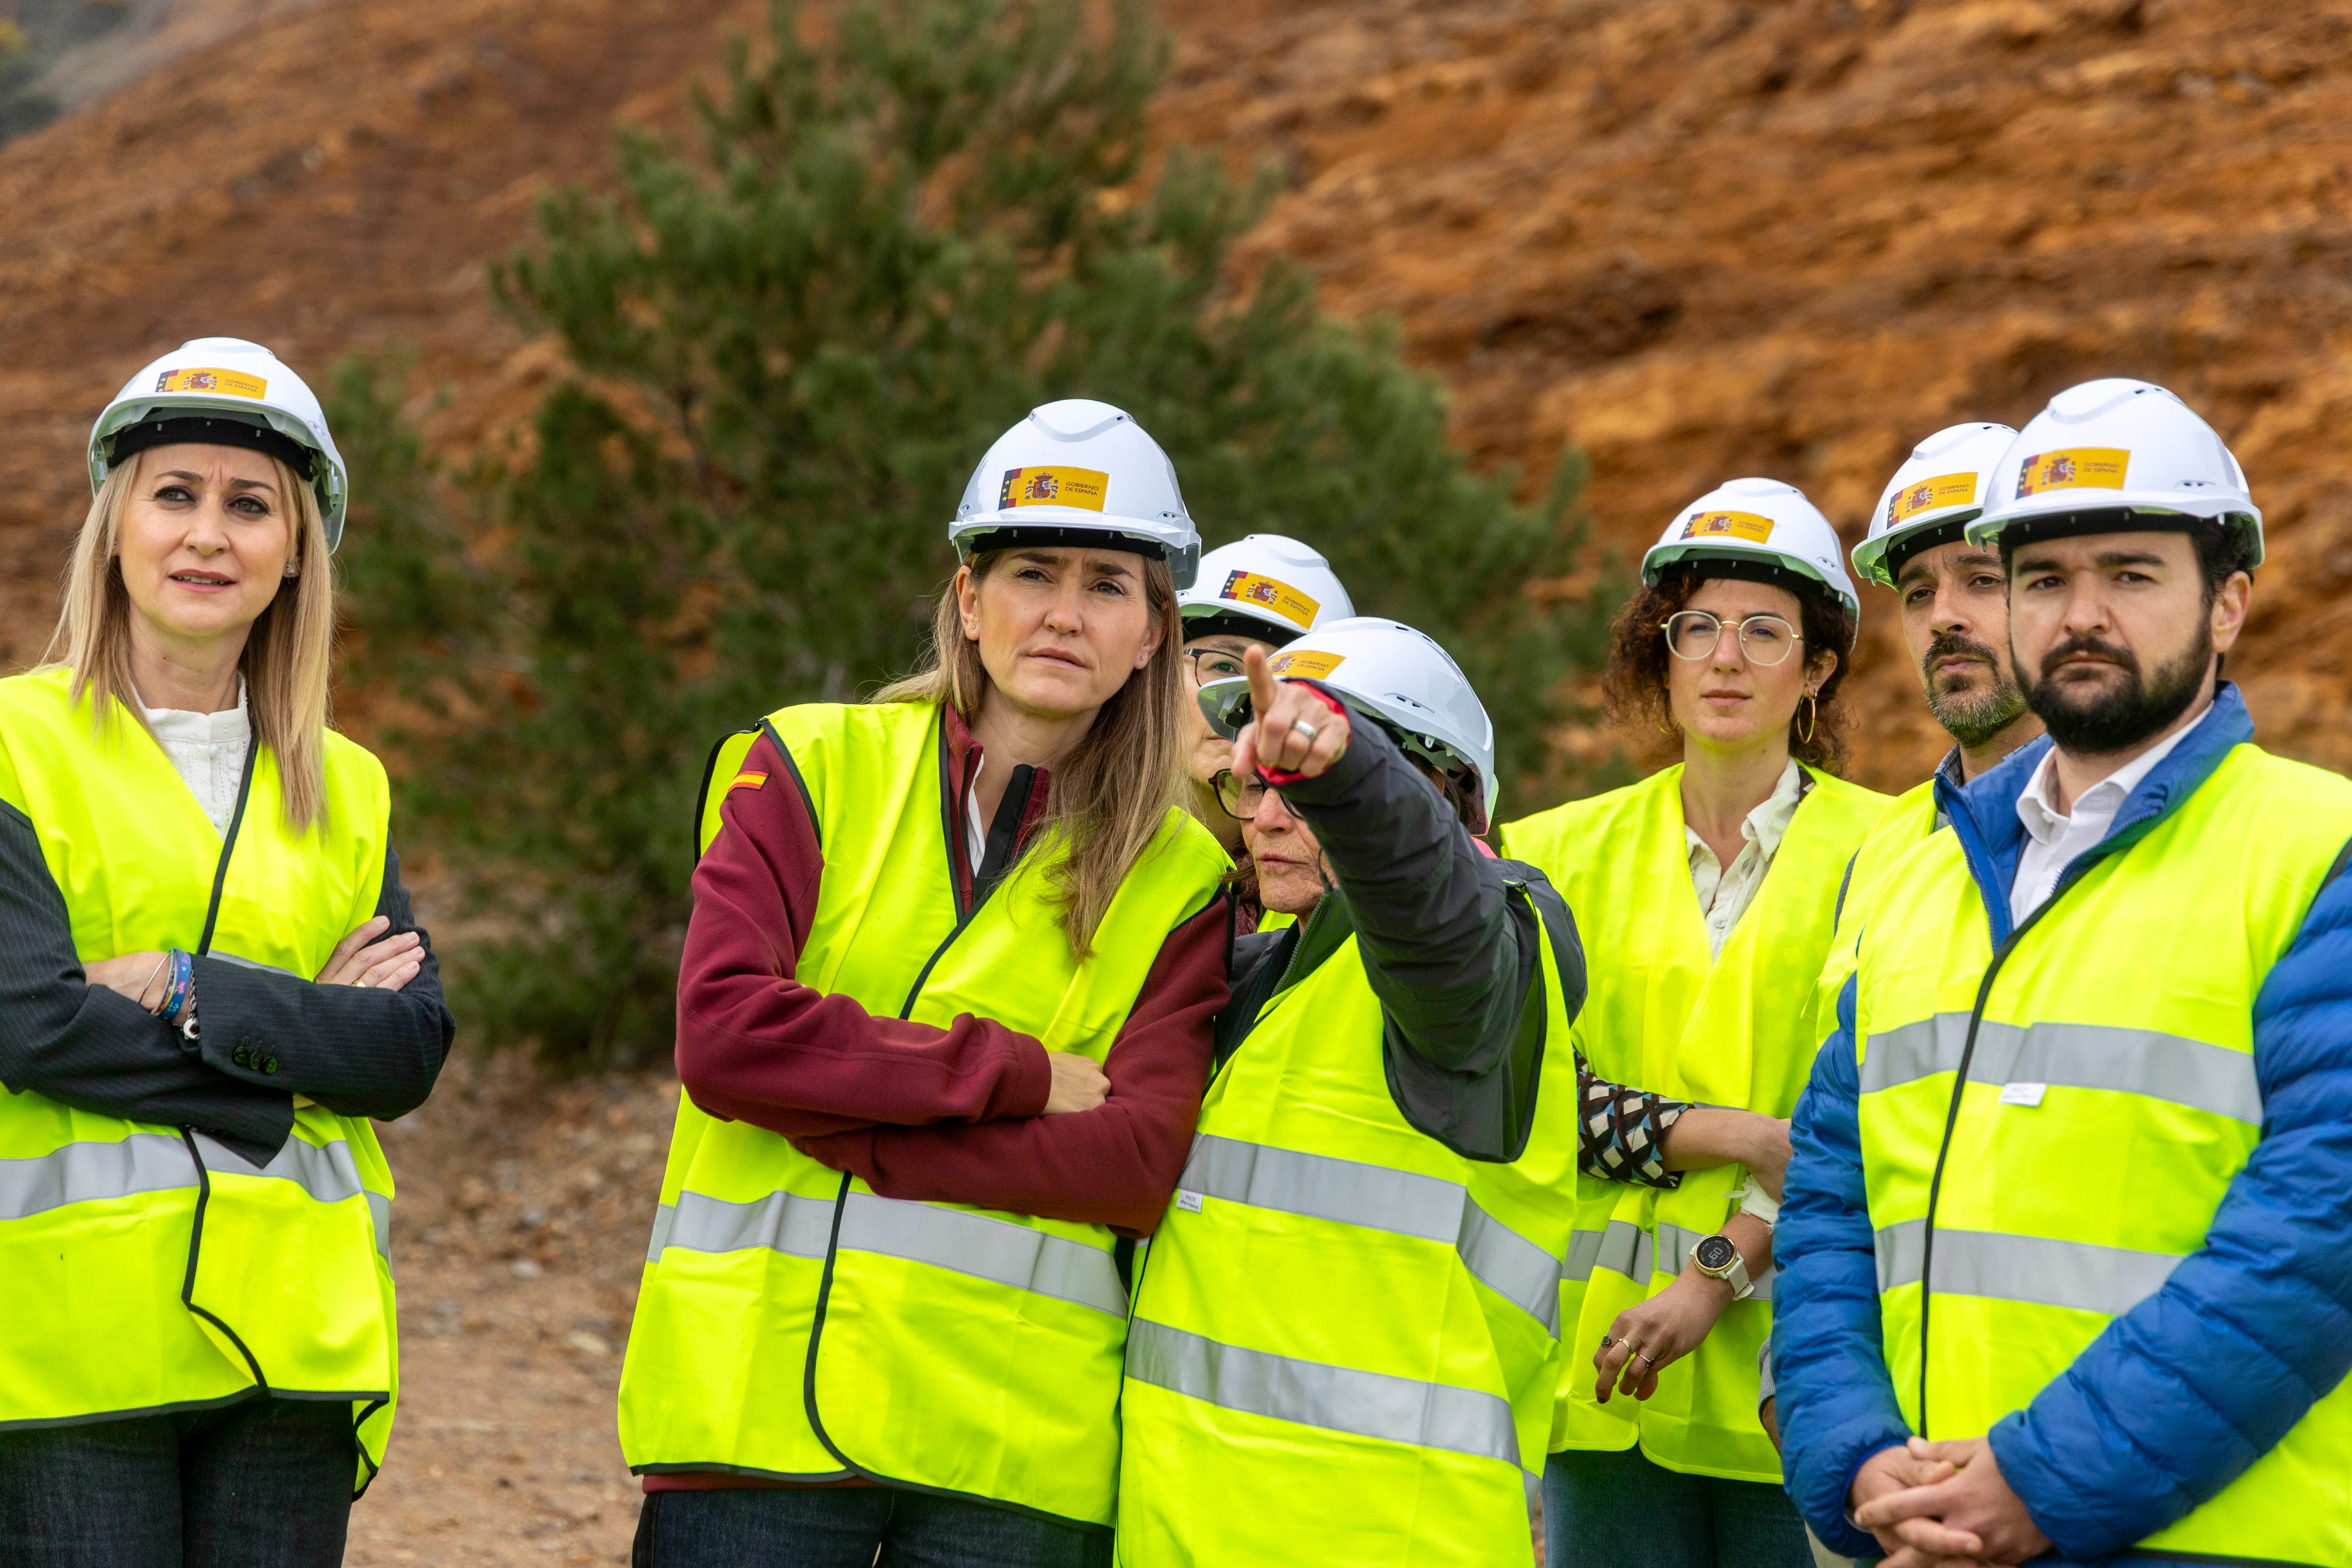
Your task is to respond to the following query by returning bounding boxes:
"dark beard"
[2023,625,2211,755]
[1920,631,2028,749]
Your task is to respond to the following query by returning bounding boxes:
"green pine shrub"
[330,0,1618,1068]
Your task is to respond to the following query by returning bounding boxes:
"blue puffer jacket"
[1774,686,2352,1564]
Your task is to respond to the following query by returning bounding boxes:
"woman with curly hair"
[1502,479,1890,1568]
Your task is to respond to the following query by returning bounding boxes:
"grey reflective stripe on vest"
[1876,1220,2183,1317]
[0,1131,200,1221]
[838,1194,1127,1318]
[1181,1134,1559,1332]
[658,1187,1127,1318]
[191,1131,389,1266]
[659,1188,836,1262]
[1124,1318,1523,1470]
[1876,1216,1928,1296]
[1564,1220,1773,1302]
[1563,1220,1649,1286]
[1861,1014,2261,1124]
[0,1130,389,1264]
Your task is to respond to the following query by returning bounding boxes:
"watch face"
[1695,1234,1737,1272]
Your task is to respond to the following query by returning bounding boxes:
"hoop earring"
[1799,693,1818,746]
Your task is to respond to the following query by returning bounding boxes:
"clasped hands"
[1848,1434,2052,1568]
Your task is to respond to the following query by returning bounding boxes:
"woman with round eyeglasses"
[1501,479,1890,1568]
[1172,536,1353,891]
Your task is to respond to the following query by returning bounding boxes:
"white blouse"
[141,681,251,837]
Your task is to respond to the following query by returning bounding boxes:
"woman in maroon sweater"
[619,401,1232,1568]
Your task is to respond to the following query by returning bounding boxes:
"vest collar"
[1937,682,2253,946]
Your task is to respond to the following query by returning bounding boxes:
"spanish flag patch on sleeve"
[729,770,769,793]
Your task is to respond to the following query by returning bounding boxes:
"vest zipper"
[178,730,270,1406]
[1912,842,2113,1436]
[798,715,1102,1524]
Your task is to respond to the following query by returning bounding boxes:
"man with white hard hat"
[1174,534,1354,870]
[1793,424,2049,1078]
[1757,425,2046,1568]
[1776,379,2352,1566]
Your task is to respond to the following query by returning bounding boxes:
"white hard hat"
[1851,423,2018,588]
[1968,379,2262,565]
[1179,534,1355,646]
[951,399,1201,588]
[1643,477,1860,631]
[1196,616,1499,832]
[89,337,350,552]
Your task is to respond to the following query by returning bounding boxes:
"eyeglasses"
[1214,757,1457,824]
[1183,647,1249,688]
[1210,768,1275,821]
[1659,609,1803,666]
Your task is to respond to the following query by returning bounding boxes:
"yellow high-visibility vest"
[616,701,1229,1528]
[1118,887,1581,1568]
[1504,764,1887,1482]
[1855,742,2352,1564]
[0,666,401,1492]
[1810,775,1939,1048]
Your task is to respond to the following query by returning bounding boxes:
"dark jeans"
[0,1395,356,1568]
[634,1485,1114,1568]
[1544,1444,1812,1568]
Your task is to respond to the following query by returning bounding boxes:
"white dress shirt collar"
[2010,699,2209,924]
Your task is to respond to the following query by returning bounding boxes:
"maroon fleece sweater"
[647,706,1230,1493]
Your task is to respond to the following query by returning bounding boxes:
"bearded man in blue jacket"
[1774,380,2352,1568]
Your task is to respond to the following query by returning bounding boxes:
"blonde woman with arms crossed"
[0,338,455,1566]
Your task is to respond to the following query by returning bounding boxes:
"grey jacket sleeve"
[1277,702,1585,1161]
[0,799,294,1164]
[190,844,455,1124]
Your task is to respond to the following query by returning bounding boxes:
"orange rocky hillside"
[6,0,2352,792]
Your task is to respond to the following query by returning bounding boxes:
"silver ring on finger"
[1291,720,1318,742]
[1599,1335,1615,1349]
[1636,1351,1658,1366]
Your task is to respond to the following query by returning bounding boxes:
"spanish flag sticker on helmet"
[1267,648,1346,680]
[155,367,268,400]
[998,466,1109,512]
[1219,571,1319,631]
[1886,472,1978,527]
[1681,510,1775,544]
[2014,447,2130,499]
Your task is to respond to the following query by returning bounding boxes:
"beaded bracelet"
[155,949,195,1026]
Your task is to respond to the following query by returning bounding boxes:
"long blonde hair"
[42,450,338,833]
[876,548,1190,956]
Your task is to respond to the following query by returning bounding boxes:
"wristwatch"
[1692,1233,1755,1300]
